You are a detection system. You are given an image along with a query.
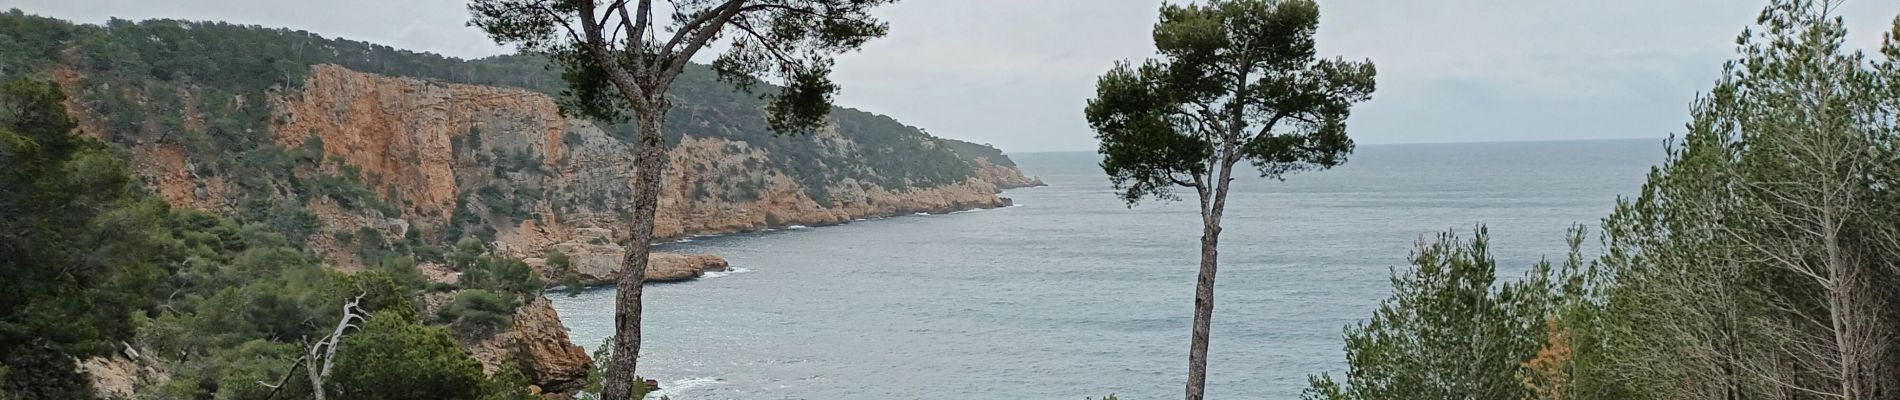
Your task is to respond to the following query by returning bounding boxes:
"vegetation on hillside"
[1304,1,1900,399]
[0,9,998,220]
[0,77,551,399]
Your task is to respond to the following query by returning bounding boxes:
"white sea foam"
[913,212,931,216]
[652,377,726,398]
[701,267,752,279]
[787,225,810,230]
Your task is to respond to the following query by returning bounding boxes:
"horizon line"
[1003,136,1672,154]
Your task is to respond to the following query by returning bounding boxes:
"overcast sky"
[12,0,1900,152]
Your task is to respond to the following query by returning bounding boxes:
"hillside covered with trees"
[1301,1,1900,399]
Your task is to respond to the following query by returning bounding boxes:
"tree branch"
[1169,173,1200,188]
[258,352,309,400]
[658,0,750,88]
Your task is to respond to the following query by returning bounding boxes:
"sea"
[550,139,1668,400]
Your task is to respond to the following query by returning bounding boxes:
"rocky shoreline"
[527,184,1041,289]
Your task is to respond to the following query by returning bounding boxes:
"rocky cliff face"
[268,64,1039,261]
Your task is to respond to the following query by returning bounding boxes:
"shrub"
[462,257,542,297]
[354,269,419,320]
[436,290,516,339]
[329,311,492,400]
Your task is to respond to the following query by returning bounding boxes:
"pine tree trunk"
[599,110,668,400]
[1185,218,1221,400]
[1186,140,1237,400]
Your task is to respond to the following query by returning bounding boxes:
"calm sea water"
[551,139,1666,400]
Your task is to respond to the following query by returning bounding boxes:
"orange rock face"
[273,64,566,223]
[262,64,1038,257]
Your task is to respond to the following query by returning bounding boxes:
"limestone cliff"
[268,64,1040,261]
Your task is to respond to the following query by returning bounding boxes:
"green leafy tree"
[328,311,494,400]
[1301,228,1586,400]
[0,77,170,399]
[463,256,542,297]
[1590,1,1900,398]
[437,290,519,339]
[1083,1,1374,398]
[468,1,899,398]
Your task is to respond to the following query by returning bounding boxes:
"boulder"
[647,253,730,282]
[510,296,591,394]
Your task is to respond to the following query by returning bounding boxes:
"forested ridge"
[0,9,1006,242]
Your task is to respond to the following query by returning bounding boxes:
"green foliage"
[328,311,494,400]
[437,290,519,339]
[1086,0,1375,205]
[441,236,542,325]
[448,236,541,297]
[308,162,401,215]
[462,256,543,296]
[939,137,1016,167]
[0,77,162,400]
[1302,227,1591,400]
[1581,1,1900,398]
[461,0,984,193]
[477,185,532,221]
[0,350,94,400]
[547,249,586,296]
[355,269,422,320]
[1306,2,1900,399]
[577,338,657,400]
[469,0,894,134]
[0,76,542,399]
[481,365,547,400]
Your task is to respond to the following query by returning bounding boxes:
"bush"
[437,290,517,339]
[329,311,492,400]
[354,269,420,321]
[0,349,93,400]
[580,338,658,400]
[1302,227,1575,400]
[547,249,585,296]
[462,257,542,297]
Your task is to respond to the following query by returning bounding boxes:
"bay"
[552,139,1666,399]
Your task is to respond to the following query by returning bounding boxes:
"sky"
[10,0,1900,153]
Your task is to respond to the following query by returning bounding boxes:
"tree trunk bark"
[1186,139,1238,400]
[1185,218,1221,400]
[600,110,668,400]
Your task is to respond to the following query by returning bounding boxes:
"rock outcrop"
[437,293,591,397]
[79,345,167,400]
[531,227,729,286]
[507,297,593,395]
